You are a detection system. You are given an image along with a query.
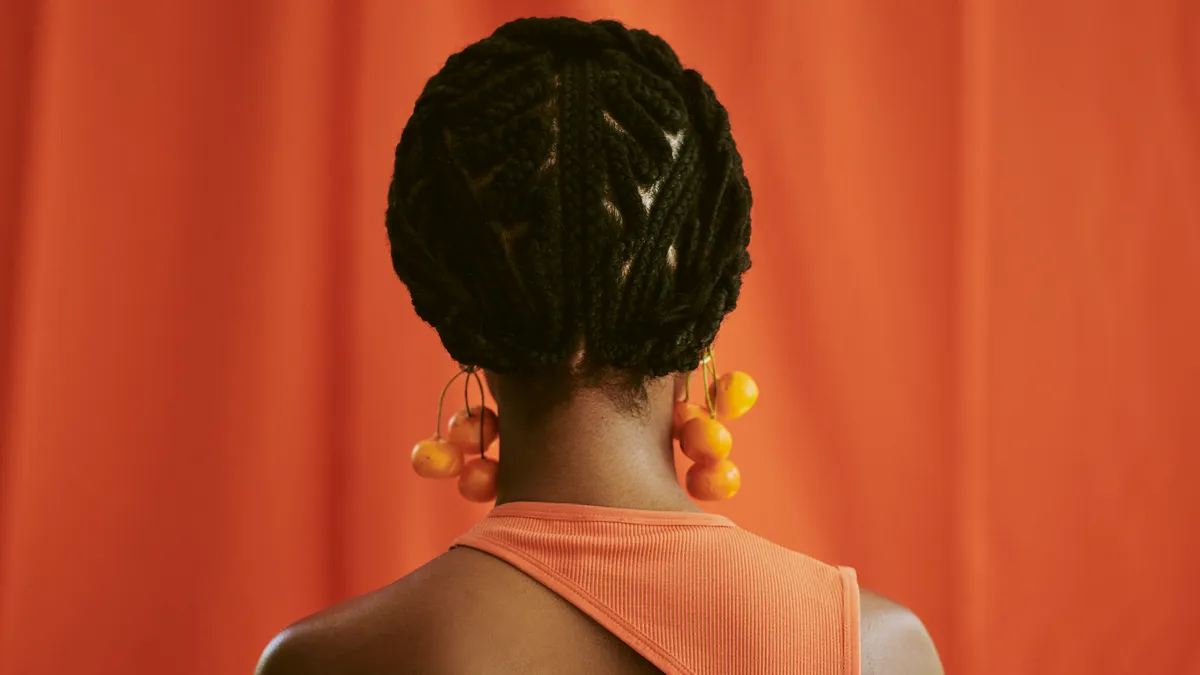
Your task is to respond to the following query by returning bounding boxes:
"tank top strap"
[454,502,860,675]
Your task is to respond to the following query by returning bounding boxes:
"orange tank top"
[453,502,860,675]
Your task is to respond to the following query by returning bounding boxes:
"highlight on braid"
[386,17,752,397]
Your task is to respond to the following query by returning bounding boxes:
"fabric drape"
[2,2,1197,673]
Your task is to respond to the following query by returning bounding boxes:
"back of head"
[386,17,751,394]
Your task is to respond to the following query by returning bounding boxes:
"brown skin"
[257,371,942,674]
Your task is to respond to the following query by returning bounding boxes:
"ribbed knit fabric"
[453,502,860,675]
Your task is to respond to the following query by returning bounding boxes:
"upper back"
[453,502,859,675]
[257,504,940,674]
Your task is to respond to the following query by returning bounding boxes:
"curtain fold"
[1,2,1196,673]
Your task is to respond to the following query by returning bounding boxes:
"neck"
[492,386,702,513]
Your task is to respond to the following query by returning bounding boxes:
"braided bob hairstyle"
[386,17,751,395]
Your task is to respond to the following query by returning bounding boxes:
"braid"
[386,17,752,385]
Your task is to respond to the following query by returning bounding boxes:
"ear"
[483,370,502,407]
[673,372,689,403]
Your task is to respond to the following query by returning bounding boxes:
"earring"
[673,349,759,501]
[410,366,500,502]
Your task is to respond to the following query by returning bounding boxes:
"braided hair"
[386,17,752,393]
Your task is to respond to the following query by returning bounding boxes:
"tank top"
[453,501,860,675]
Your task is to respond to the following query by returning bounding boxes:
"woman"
[258,17,940,675]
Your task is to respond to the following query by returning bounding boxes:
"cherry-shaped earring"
[411,366,500,502]
[674,349,758,501]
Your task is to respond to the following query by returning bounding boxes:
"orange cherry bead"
[710,371,759,420]
[458,457,499,502]
[672,402,708,440]
[447,406,499,449]
[679,416,733,464]
[411,437,464,479]
[686,459,742,501]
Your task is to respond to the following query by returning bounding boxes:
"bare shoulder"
[255,546,653,675]
[255,554,462,675]
[255,594,396,675]
[859,588,943,675]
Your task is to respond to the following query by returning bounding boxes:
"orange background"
[2,1,1198,674]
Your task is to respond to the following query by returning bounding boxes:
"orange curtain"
[2,1,1197,673]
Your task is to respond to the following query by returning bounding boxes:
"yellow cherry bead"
[686,459,742,501]
[458,457,499,502]
[447,406,499,448]
[673,402,708,440]
[679,416,733,465]
[411,437,464,479]
[710,371,759,420]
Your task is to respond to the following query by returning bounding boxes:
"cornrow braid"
[386,17,751,385]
